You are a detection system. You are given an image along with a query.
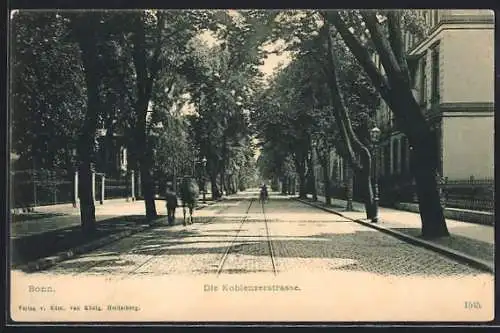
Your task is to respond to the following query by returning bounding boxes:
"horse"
[179,177,200,226]
[165,189,178,225]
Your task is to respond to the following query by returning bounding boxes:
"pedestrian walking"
[165,183,178,226]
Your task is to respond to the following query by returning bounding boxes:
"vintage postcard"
[8,8,494,323]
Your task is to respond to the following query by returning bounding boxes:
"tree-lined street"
[36,191,486,277]
[11,9,468,238]
[9,11,494,321]
[11,191,493,321]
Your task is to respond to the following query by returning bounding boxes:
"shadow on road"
[391,227,494,263]
[47,222,486,277]
[10,215,164,267]
[11,212,70,223]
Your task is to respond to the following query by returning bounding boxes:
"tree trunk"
[135,102,157,220]
[355,153,375,219]
[320,21,375,214]
[74,17,101,234]
[328,10,449,238]
[130,14,163,222]
[281,177,288,195]
[308,151,318,201]
[410,140,449,238]
[220,170,226,196]
[320,159,332,206]
[294,155,307,199]
[298,172,307,199]
[345,166,354,211]
[311,169,317,201]
[210,172,219,200]
[390,87,448,237]
[78,162,96,233]
[140,153,157,220]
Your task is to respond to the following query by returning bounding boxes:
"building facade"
[375,9,494,183]
[315,9,494,207]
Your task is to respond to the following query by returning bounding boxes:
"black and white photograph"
[8,8,495,322]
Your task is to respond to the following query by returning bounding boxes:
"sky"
[198,28,291,79]
[192,21,292,162]
[180,26,291,114]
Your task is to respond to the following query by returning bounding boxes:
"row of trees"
[11,10,262,232]
[11,9,450,238]
[253,10,449,239]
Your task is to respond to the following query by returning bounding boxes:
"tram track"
[216,198,255,276]
[216,196,277,276]
[121,201,236,278]
[261,199,277,275]
[58,195,278,277]
[63,201,233,276]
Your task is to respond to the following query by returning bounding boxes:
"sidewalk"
[299,195,494,272]
[11,195,214,238]
[11,196,221,271]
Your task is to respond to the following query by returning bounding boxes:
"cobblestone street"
[30,191,488,278]
[11,190,494,321]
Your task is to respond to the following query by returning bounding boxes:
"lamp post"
[234,164,240,194]
[72,148,78,208]
[370,126,381,223]
[96,128,107,204]
[311,140,318,202]
[227,169,233,196]
[202,157,207,202]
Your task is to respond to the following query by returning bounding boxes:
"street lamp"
[311,140,318,201]
[370,126,381,223]
[72,148,78,208]
[202,157,207,202]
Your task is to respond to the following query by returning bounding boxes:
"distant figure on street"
[180,177,200,226]
[165,185,178,226]
[260,183,268,203]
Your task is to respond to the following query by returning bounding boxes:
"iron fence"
[11,169,74,209]
[442,177,494,212]
[378,175,494,212]
[104,176,129,199]
[325,172,493,213]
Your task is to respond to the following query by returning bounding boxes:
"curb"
[19,223,153,273]
[296,198,494,274]
[17,199,222,273]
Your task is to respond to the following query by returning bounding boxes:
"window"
[433,10,439,26]
[431,42,440,103]
[121,148,127,170]
[401,136,407,174]
[379,148,384,176]
[420,54,427,105]
[384,144,391,176]
[392,139,399,175]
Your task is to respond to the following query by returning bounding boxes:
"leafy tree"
[104,10,222,219]
[183,11,266,199]
[67,11,112,232]
[322,10,449,237]
[11,12,86,171]
[257,9,447,237]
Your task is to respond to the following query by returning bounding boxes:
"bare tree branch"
[323,11,392,101]
[360,11,403,84]
[321,18,368,172]
[387,11,410,84]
